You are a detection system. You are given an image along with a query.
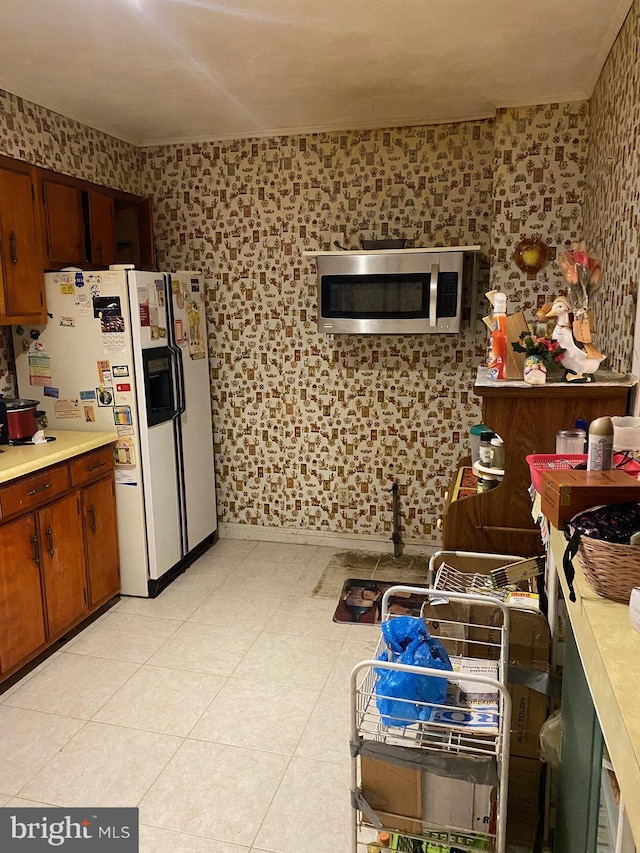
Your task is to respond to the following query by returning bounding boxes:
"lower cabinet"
[0,515,47,673]
[82,476,120,607]
[0,444,120,682]
[38,491,87,638]
[555,621,603,852]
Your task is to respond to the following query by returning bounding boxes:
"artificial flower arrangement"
[512,331,566,385]
[557,241,602,314]
[512,332,566,366]
[556,239,605,365]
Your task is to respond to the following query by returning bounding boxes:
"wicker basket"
[576,536,640,603]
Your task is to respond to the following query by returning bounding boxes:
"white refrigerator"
[13,265,217,597]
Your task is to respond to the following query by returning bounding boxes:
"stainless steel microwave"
[306,247,479,334]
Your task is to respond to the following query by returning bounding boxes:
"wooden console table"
[441,368,636,557]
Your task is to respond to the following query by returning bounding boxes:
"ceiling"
[0,0,632,147]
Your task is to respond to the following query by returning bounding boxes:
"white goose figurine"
[547,295,605,381]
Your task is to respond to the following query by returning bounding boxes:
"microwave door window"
[323,273,429,318]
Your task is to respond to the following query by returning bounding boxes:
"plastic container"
[490,436,505,470]
[474,460,504,492]
[477,472,499,493]
[526,454,588,493]
[479,430,497,465]
[587,417,614,471]
[526,452,640,493]
[611,416,640,451]
[556,429,587,454]
[488,292,507,381]
[469,422,490,465]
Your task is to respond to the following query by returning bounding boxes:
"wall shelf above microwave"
[308,246,480,335]
[303,245,481,258]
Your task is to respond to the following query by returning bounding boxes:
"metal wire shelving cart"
[349,586,512,853]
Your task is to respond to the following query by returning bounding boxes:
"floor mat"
[333,578,430,625]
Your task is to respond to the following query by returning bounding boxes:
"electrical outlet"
[337,486,349,506]
[331,232,345,250]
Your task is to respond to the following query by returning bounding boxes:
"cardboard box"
[540,468,640,528]
[432,656,499,734]
[506,756,542,846]
[421,597,551,759]
[361,759,496,839]
[421,599,550,671]
[509,681,548,760]
[360,756,422,835]
[422,772,495,834]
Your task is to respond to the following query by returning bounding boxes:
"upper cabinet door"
[88,189,117,267]
[114,195,156,270]
[0,156,46,324]
[136,197,156,270]
[41,176,85,266]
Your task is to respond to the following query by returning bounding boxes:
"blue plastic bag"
[375,616,452,726]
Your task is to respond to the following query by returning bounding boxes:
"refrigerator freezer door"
[171,272,217,549]
[127,270,183,581]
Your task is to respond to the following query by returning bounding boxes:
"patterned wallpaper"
[0,89,141,192]
[490,102,590,312]
[583,0,639,373]
[142,124,495,543]
[139,98,606,544]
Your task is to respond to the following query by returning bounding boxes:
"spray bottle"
[587,417,614,471]
[488,292,507,381]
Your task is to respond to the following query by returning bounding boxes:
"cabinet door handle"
[27,482,52,496]
[9,230,17,264]
[87,460,106,472]
[97,241,103,263]
[88,505,97,532]
[30,534,40,567]
[46,526,55,558]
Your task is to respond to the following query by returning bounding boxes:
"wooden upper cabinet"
[0,156,46,324]
[88,189,117,267]
[40,172,155,271]
[41,175,85,266]
[0,156,155,276]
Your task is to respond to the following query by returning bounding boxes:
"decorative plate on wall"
[513,237,549,273]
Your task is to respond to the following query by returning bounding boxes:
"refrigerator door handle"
[167,346,183,421]
[174,345,187,415]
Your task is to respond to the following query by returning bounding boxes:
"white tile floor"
[0,537,383,852]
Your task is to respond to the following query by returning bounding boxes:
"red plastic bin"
[526,453,640,494]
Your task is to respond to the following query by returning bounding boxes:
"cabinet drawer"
[69,445,115,487]
[0,465,69,518]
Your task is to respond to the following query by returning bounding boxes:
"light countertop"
[476,365,637,390]
[0,430,117,484]
[550,527,640,845]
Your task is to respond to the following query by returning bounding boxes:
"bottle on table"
[488,292,508,381]
[479,430,497,466]
[587,416,614,471]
